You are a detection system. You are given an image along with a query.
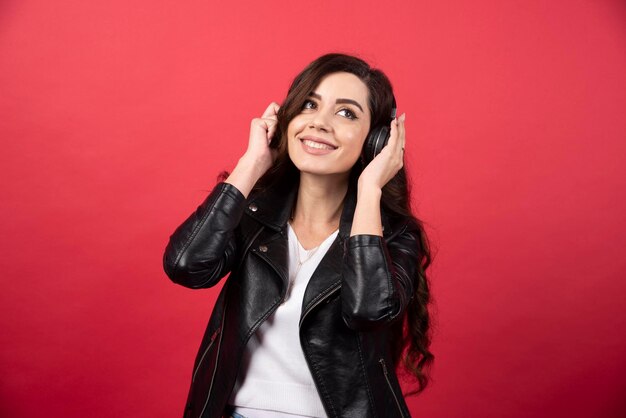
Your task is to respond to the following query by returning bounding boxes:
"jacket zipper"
[379,358,406,418]
[298,283,341,328]
[191,327,220,383]
[198,298,228,418]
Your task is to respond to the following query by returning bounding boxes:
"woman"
[163,53,434,418]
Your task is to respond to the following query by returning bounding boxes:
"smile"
[299,138,338,156]
[302,139,336,150]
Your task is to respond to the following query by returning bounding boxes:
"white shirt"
[229,223,339,418]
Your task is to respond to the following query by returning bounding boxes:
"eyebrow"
[309,92,364,113]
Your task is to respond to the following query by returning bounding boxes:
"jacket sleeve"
[341,222,420,331]
[163,182,246,289]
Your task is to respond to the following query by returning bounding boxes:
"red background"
[1,1,625,417]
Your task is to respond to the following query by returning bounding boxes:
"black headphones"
[361,96,397,165]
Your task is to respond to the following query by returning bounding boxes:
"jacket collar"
[244,181,394,239]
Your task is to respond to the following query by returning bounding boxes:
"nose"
[309,110,332,132]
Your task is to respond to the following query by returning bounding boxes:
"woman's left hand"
[358,113,406,191]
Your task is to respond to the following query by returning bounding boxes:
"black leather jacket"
[163,181,420,418]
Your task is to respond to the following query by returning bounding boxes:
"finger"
[263,118,277,128]
[266,120,278,141]
[387,117,399,150]
[398,113,406,153]
[251,117,274,135]
[262,102,280,119]
[263,118,277,133]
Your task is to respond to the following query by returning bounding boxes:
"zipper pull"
[210,328,220,343]
[379,358,388,374]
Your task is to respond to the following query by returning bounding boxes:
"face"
[287,72,371,178]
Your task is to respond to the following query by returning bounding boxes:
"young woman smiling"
[164,53,434,418]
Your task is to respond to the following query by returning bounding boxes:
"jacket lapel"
[300,235,344,314]
[244,182,296,292]
[299,184,356,313]
[252,229,289,289]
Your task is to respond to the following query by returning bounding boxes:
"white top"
[228,223,339,418]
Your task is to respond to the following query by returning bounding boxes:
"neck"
[291,172,349,229]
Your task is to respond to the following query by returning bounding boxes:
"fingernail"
[399,113,406,122]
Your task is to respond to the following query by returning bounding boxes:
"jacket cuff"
[216,182,246,205]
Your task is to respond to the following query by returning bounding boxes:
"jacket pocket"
[379,358,408,418]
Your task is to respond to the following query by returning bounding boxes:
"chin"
[288,147,359,178]
[292,160,353,179]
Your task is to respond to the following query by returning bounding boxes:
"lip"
[299,136,338,149]
[298,136,338,156]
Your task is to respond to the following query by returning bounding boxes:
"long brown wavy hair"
[229,53,435,395]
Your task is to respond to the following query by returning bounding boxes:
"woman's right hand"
[242,102,280,173]
[224,102,280,197]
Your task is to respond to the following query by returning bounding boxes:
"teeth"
[303,139,334,150]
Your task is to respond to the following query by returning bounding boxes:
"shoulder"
[240,183,297,232]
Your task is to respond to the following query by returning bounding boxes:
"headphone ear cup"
[362,125,391,165]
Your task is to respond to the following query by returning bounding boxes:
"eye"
[302,99,317,110]
[337,108,357,120]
